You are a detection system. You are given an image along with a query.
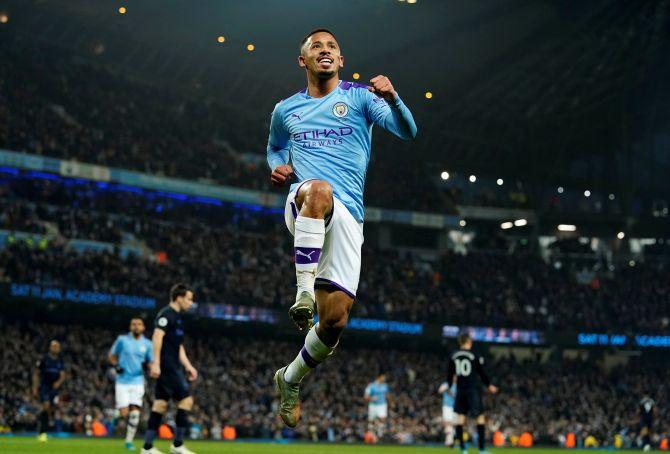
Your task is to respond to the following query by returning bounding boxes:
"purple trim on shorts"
[295,247,321,264]
[294,178,316,197]
[300,346,319,368]
[315,278,356,299]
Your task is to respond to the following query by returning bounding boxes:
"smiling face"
[299,31,343,80]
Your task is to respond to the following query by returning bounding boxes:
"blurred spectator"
[0,317,666,446]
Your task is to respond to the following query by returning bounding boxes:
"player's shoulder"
[451,349,475,360]
[274,88,307,111]
[113,334,125,348]
[338,80,373,104]
[339,80,370,93]
[155,305,174,325]
[156,305,173,317]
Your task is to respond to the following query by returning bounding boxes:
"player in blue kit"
[109,318,154,451]
[365,374,391,438]
[438,380,457,446]
[32,340,65,442]
[268,28,417,427]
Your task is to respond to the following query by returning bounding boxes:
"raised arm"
[366,75,417,140]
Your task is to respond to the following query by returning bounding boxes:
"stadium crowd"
[0,172,669,332]
[0,317,666,448]
[0,33,452,213]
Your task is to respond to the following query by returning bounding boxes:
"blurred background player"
[639,395,656,451]
[268,27,417,428]
[364,374,391,438]
[438,379,457,446]
[447,333,498,454]
[32,340,65,442]
[142,284,198,454]
[109,318,154,451]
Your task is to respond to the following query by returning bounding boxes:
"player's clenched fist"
[368,75,397,102]
[271,164,294,187]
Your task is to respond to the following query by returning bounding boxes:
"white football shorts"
[442,406,456,423]
[284,180,364,298]
[368,403,388,421]
[115,383,145,409]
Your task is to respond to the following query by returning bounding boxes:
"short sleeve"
[110,336,122,355]
[155,313,170,332]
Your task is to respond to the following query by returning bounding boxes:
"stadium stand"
[0,171,668,331]
[0,317,668,448]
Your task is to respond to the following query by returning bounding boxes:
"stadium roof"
[5,0,670,199]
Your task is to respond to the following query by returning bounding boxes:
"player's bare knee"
[321,307,349,332]
[152,400,168,414]
[300,180,333,218]
[177,396,193,411]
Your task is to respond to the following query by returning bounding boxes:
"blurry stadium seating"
[1,317,668,447]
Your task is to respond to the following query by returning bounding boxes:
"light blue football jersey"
[441,381,456,408]
[267,80,417,222]
[365,381,390,405]
[110,334,153,385]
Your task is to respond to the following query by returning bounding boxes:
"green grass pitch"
[0,437,645,454]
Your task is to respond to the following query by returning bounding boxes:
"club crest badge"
[333,102,348,118]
